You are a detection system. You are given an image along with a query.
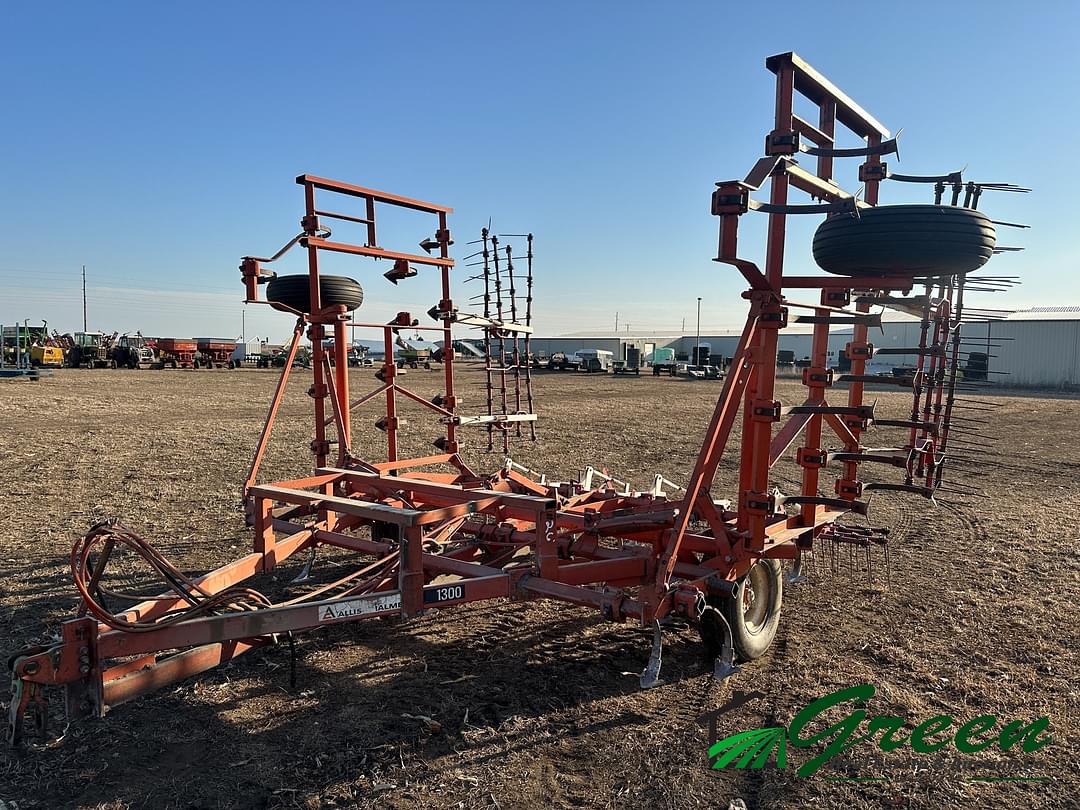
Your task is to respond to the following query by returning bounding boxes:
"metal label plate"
[317,592,402,623]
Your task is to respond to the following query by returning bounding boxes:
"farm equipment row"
[5,330,246,370]
[8,52,1026,747]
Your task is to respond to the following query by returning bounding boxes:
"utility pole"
[242,309,246,341]
[614,312,619,333]
[82,265,87,331]
[695,297,702,367]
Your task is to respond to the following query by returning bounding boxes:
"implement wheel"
[813,204,995,277]
[266,274,364,314]
[703,559,783,661]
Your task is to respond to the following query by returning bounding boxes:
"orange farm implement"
[7,52,1025,745]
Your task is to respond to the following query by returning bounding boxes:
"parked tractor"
[65,332,110,368]
[109,334,156,369]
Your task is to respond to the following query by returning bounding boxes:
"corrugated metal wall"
[964,320,1080,387]
[858,320,1080,387]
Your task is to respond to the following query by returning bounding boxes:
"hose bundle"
[71,519,272,632]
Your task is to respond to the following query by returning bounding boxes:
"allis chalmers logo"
[703,685,1051,779]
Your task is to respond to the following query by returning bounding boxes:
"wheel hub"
[742,583,757,613]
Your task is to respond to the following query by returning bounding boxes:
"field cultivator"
[7,52,1025,746]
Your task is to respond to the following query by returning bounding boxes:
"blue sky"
[1,1,1076,341]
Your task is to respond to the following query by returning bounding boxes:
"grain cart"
[155,338,197,369]
[9,55,1026,746]
[195,338,238,368]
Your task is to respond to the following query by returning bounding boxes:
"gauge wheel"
[702,559,783,661]
[266,274,364,313]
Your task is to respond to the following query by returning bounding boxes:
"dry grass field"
[1,366,1077,809]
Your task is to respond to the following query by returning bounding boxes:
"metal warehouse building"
[870,307,1080,389]
[530,307,1080,389]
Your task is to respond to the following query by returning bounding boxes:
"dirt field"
[1,366,1077,809]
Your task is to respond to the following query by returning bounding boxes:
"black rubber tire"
[718,559,783,661]
[266,274,364,313]
[813,205,995,277]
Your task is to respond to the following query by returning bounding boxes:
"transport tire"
[708,559,783,661]
[266,274,364,313]
[812,205,995,277]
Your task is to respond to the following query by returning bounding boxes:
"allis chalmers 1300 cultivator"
[8,52,1026,745]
